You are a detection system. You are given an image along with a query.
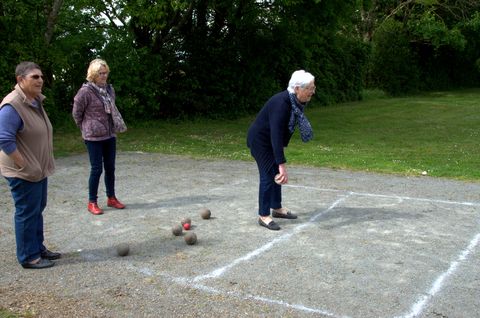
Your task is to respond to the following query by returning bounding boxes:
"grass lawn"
[0,308,27,318]
[54,88,480,181]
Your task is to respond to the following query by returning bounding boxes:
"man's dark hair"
[15,61,41,78]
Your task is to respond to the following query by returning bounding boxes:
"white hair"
[287,70,315,93]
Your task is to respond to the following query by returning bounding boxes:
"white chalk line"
[395,231,480,318]
[285,184,480,207]
[192,195,348,283]
[127,183,479,318]
[128,269,350,318]
[191,231,293,281]
[289,185,480,318]
[180,185,479,317]
[126,195,351,318]
[190,280,350,318]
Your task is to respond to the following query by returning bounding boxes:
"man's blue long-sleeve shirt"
[0,104,23,154]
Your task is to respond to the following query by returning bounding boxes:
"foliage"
[0,0,368,123]
[0,0,106,123]
[0,0,479,120]
[113,0,367,118]
[370,20,421,95]
[361,0,480,95]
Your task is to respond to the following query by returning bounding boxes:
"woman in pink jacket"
[72,59,127,215]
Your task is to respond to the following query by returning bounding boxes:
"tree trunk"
[45,0,64,45]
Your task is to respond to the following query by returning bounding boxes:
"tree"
[358,0,480,94]
[114,0,367,117]
[0,0,108,122]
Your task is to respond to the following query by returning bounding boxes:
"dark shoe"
[41,249,61,260]
[258,218,281,231]
[272,210,297,219]
[88,202,103,215]
[107,196,126,209]
[22,258,54,269]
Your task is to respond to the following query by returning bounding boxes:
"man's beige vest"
[0,84,55,182]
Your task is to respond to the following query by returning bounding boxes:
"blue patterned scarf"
[288,93,313,142]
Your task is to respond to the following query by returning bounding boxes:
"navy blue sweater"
[247,90,293,164]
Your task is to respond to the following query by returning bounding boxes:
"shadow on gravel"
[124,195,225,210]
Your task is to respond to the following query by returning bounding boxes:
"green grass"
[54,88,480,181]
[0,308,21,318]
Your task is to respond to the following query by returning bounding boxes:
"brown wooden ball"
[116,243,130,256]
[184,232,197,245]
[181,217,191,226]
[200,208,211,219]
[172,224,183,236]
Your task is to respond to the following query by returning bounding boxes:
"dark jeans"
[5,177,48,264]
[250,147,282,216]
[85,137,116,202]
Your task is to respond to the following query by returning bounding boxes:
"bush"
[370,20,421,96]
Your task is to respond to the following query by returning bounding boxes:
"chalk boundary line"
[129,185,479,318]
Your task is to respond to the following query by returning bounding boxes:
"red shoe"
[88,202,103,215]
[107,197,125,209]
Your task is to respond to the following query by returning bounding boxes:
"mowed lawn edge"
[53,88,480,182]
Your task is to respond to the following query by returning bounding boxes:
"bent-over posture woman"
[247,70,315,230]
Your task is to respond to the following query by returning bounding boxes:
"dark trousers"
[85,137,116,202]
[250,147,282,216]
[5,177,48,264]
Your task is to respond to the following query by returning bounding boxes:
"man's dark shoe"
[22,258,54,269]
[41,249,62,260]
[258,218,281,231]
[272,210,297,219]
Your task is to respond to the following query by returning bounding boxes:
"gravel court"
[0,152,479,318]
[188,192,479,318]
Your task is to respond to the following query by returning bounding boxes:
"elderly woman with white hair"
[247,70,315,230]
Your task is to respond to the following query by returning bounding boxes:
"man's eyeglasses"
[29,75,44,80]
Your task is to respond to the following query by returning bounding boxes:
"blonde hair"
[86,58,110,82]
[287,70,315,93]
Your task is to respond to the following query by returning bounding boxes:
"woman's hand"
[276,163,288,184]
